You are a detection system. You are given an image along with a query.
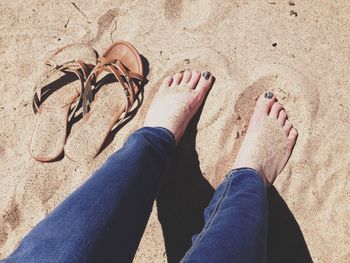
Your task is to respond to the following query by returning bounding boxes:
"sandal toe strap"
[82,57,145,129]
[33,60,91,122]
[82,58,144,121]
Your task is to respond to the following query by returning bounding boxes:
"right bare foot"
[144,70,214,144]
[233,92,298,187]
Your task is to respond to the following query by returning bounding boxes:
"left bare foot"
[233,92,298,187]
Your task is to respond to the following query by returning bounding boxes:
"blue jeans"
[2,127,267,263]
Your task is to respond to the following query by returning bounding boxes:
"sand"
[0,0,349,262]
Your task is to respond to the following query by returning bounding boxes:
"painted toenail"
[202,71,211,80]
[264,92,273,99]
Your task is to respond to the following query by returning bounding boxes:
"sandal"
[30,44,97,162]
[65,40,144,162]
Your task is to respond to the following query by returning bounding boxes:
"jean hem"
[227,167,264,184]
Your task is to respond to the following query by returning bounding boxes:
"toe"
[269,102,283,119]
[195,71,213,96]
[161,76,173,88]
[283,120,293,136]
[278,110,287,126]
[180,70,192,86]
[287,128,298,150]
[256,91,277,114]
[171,72,183,87]
[187,70,201,89]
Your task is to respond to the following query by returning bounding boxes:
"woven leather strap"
[83,57,144,129]
[32,60,91,121]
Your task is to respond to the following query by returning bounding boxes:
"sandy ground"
[0,0,349,262]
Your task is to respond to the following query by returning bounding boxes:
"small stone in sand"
[290,10,298,17]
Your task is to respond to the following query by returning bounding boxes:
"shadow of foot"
[268,187,313,263]
[156,109,215,263]
[156,95,312,263]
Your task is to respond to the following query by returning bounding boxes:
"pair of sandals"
[30,41,144,162]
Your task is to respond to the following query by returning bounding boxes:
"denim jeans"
[2,127,267,263]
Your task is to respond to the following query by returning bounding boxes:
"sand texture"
[0,0,349,262]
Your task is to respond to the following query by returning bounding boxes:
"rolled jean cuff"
[128,126,176,159]
[152,127,176,145]
[227,167,265,186]
[134,126,176,146]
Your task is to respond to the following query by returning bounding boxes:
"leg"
[2,70,214,263]
[182,168,267,263]
[4,127,175,263]
[181,92,298,263]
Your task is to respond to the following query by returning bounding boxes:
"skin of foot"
[144,70,214,145]
[233,92,298,188]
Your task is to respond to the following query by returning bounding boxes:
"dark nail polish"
[203,71,211,80]
[264,91,273,99]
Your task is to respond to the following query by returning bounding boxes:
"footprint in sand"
[231,64,319,164]
[164,0,213,28]
[0,197,21,250]
[141,46,239,123]
[89,8,120,45]
[22,165,68,215]
[3,197,21,231]
[76,8,124,46]
[142,47,247,187]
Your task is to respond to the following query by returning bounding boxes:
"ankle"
[233,164,268,188]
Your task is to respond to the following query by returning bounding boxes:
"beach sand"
[0,0,349,262]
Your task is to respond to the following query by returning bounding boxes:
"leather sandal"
[65,40,144,162]
[30,44,97,162]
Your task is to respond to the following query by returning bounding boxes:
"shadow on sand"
[267,187,313,263]
[156,108,215,263]
[157,110,312,263]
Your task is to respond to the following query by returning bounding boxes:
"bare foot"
[144,70,214,144]
[233,92,298,187]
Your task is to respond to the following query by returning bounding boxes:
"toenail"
[264,92,273,99]
[202,71,211,80]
